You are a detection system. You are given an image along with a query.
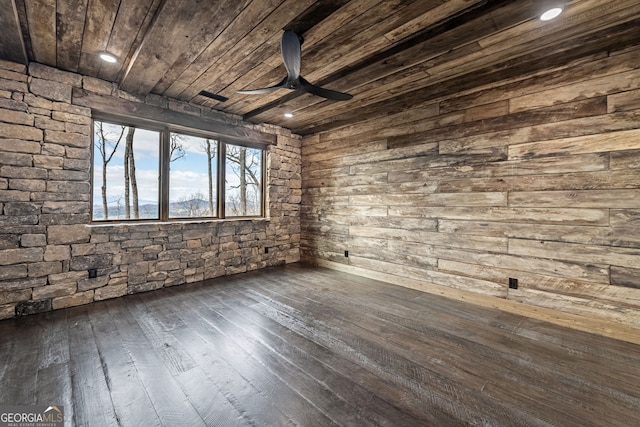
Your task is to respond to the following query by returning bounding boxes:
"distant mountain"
[92,203,159,220]
[92,198,214,220]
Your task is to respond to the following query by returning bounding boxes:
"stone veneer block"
[16,299,52,316]
[0,108,34,126]
[0,59,27,73]
[0,289,31,305]
[0,139,41,155]
[33,155,64,169]
[0,122,43,141]
[0,304,16,320]
[0,264,28,280]
[82,76,113,95]
[94,283,127,301]
[29,63,83,87]
[0,248,43,265]
[47,224,90,245]
[29,78,72,103]
[52,290,94,309]
[32,281,77,299]
[44,130,89,148]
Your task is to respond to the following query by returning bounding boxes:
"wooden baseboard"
[303,257,640,346]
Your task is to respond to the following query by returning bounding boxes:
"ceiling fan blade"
[238,76,289,95]
[281,30,301,80]
[299,76,353,101]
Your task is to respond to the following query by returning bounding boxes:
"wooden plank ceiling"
[4,0,640,135]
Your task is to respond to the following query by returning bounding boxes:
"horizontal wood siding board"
[438,220,640,249]
[436,170,640,194]
[610,149,640,170]
[611,266,640,289]
[509,190,640,209]
[509,128,640,160]
[608,87,640,113]
[508,238,640,270]
[610,209,640,228]
[348,192,508,207]
[389,153,609,183]
[348,256,506,298]
[387,207,610,226]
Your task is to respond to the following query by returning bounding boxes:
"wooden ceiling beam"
[23,0,56,65]
[0,0,28,64]
[101,0,164,83]
[56,0,89,72]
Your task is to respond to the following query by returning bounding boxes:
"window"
[225,145,263,217]
[169,134,217,218]
[92,121,160,220]
[92,119,264,221]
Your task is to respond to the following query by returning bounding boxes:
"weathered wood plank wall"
[300,44,640,328]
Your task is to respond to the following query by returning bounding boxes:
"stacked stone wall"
[0,60,301,319]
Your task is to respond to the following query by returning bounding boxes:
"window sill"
[88,217,270,228]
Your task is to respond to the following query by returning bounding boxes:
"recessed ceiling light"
[284,112,294,118]
[99,51,117,63]
[540,7,563,21]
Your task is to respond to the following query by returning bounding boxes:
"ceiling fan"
[238,30,353,101]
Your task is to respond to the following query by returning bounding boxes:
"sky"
[92,122,219,206]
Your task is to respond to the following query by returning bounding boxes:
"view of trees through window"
[225,145,262,217]
[93,121,160,220]
[92,120,263,221]
[168,134,218,218]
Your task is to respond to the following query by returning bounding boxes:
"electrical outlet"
[508,278,518,289]
[344,250,349,258]
[88,268,98,279]
[264,247,269,254]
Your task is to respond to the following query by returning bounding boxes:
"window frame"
[90,114,266,223]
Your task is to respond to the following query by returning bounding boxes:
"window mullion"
[218,141,226,218]
[159,130,171,221]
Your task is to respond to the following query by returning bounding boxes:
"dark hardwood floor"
[1,263,639,426]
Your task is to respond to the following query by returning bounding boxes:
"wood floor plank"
[1,263,639,426]
[312,270,640,385]
[66,306,119,427]
[35,363,74,426]
[133,292,250,427]
[34,310,74,424]
[0,316,40,404]
[104,299,208,427]
[88,301,164,427]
